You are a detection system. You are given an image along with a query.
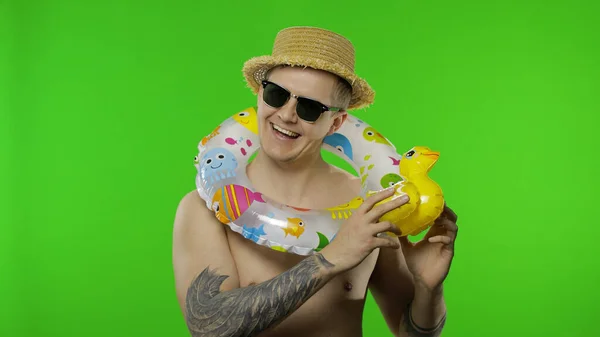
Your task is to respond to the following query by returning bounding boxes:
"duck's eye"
[239,111,249,117]
[406,150,415,158]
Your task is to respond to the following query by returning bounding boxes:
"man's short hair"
[331,77,352,110]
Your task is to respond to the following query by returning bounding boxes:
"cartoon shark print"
[323,132,354,160]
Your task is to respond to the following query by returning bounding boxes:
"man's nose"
[277,98,298,123]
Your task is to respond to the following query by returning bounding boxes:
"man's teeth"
[272,124,299,137]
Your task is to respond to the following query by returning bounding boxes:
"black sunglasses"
[261,80,342,123]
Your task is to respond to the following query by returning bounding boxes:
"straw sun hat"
[242,26,375,110]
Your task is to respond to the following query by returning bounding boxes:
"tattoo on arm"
[185,253,335,337]
[399,304,446,337]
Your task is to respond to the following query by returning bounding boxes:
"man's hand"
[320,187,410,275]
[400,204,459,291]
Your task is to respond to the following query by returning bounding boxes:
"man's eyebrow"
[269,80,333,106]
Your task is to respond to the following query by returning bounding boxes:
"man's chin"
[267,150,297,163]
[260,145,298,163]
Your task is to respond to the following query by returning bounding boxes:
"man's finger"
[441,217,459,234]
[360,188,396,213]
[444,204,458,223]
[423,220,445,240]
[372,221,402,237]
[372,235,401,250]
[428,235,453,245]
[368,194,410,221]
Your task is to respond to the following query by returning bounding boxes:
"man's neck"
[246,149,331,207]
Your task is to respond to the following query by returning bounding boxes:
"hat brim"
[242,55,375,110]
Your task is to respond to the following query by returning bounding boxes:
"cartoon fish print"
[323,132,354,160]
[242,224,266,243]
[200,125,221,146]
[380,173,402,188]
[282,217,305,238]
[199,147,238,186]
[226,137,254,156]
[326,196,364,220]
[232,108,258,135]
[363,127,391,146]
[211,184,266,224]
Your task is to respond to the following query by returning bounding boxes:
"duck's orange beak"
[423,151,440,158]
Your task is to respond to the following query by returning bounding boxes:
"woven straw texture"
[242,26,375,110]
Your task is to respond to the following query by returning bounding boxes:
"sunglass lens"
[263,83,289,108]
[296,98,323,122]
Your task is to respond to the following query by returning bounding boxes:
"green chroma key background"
[1,0,598,336]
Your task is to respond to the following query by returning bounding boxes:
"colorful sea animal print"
[242,224,266,243]
[326,196,364,220]
[211,184,266,224]
[363,127,391,146]
[232,108,258,135]
[199,147,238,186]
[282,217,305,238]
[200,125,221,146]
[380,173,402,188]
[323,132,354,160]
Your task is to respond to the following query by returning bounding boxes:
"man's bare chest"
[226,227,377,296]
[225,228,378,336]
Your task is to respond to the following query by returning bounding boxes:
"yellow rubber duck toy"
[368,146,445,237]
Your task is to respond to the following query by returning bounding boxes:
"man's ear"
[327,110,348,135]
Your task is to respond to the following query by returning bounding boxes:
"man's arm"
[368,244,447,337]
[172,191,337,337]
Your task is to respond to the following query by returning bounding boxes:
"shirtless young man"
[172,27,459,337]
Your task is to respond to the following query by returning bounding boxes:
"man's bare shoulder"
[175,190,211,224]
[172,190,240,313]
[173,190,235,240]
[326,164,362,198]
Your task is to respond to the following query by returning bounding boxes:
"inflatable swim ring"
[194,107,406,256]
